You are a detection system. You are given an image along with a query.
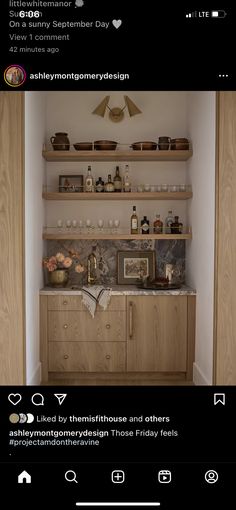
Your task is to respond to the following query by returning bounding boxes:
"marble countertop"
[40,285,196,296]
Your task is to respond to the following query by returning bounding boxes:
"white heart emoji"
[112,19,122,29]
[8,393,22,405]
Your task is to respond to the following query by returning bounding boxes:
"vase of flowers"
[43,250,85,287]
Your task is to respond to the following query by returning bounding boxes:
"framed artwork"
[117,251,155,284]
[59,175,83,192]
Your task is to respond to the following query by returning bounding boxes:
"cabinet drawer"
[48,311,126,342]
[49,341,126,372]
[47,295,125,311]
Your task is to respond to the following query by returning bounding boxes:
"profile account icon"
[4,65,26,87]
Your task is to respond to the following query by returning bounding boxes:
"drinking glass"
[57,219,63,231]
[97,219,104,232]
[114,219,120,233]
[108,219,114,234]
[86,219,92,233]
[72,219,77,231]
[66,219,72,231]
[78,220,83,234]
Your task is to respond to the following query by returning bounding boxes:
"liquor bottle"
[85,165,95,192]
[123,164,131,192]
[141,215,150,234]
[96,176,104,192]
[87,246,97,284]
[165,210,174,233]
[104,174,115,192]
[170,215,183,234]
[131,206,138,234]
[114,166,122,192]
[153,214,163,234]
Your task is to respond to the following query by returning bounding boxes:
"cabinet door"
[127,296,187,372]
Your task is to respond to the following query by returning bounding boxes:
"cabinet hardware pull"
[63,324,68,329]
[106,324,111,329]
[105,355,111,360]
[129,301,133,338]
[63,300,68,305]
[64,355,69,359]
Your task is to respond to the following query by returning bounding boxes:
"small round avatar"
[4,65,26,87]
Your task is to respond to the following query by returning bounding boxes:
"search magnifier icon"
[65,470,78,483]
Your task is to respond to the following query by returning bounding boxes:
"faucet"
[87,247,97,284]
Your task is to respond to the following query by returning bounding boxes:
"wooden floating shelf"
[42,191,193,201]
[43,233,192,240]
[42,149,193,162]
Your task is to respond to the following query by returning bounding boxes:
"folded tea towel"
[81,285,112,318]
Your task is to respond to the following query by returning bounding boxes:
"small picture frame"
[117,250,155,284]
[59,174,83,192]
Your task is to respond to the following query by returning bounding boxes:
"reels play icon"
[158,470,172,483]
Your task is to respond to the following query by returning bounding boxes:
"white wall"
[25,92,46,385]
[45,92,188,230]
[186,92,216,385]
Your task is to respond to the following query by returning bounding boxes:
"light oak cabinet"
[40,294,195,383]
[127,296,187,372]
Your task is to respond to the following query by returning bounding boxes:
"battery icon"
[211,10,227,18]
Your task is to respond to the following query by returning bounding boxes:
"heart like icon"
[112,19,122,29]
[8,393,22,405]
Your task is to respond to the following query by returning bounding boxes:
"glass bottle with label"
[141,215,150,234]
[85,165,95,192]
[165,210,174,233]
[123,164,131,192]
[104,174,115,192]
[131,206,138,234]
[153,214,163,234]
[96,176,104,192]
[170,215,183,234]
[114,166,122,192]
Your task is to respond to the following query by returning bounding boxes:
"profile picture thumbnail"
[4,65,26,87]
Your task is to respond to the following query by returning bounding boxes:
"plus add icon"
[111,470,125,484]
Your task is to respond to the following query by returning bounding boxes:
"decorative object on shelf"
[158,136,171,150]
[73,142,93,151]
[153,214,163,233]
[165,210,174,233]
[50,132,70,151]
[85,165,95,191]
[171,216,183,234]
[59,174,83,192]
[171,138,189,150]
[123,164,131,192]
[96,177,105,192]
[113,166,122,191]
[94,140,117,150]
[117,250,155,284]
[130,141,157,150]
[131,206,139,234]
[92,95,142,123]
[141,216,150,234]
[43,250,84,287]
[104,174,115,192]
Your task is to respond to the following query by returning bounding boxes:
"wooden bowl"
[131,141,157,150]
[73,142,93,150]
[94,140,117,150]
[171,138,189,150]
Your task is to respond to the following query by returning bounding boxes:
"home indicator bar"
[76,504,161,507]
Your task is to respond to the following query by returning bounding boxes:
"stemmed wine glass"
[97,219,104,232]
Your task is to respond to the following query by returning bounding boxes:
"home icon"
[18,471,31,484]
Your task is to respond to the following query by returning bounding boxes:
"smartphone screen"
[0,3,235,509]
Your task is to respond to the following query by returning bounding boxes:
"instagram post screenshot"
[0,2,236,508]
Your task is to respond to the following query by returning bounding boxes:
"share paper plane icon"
[54,394,67,405]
